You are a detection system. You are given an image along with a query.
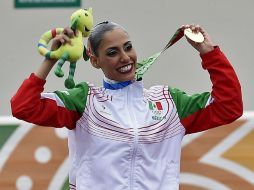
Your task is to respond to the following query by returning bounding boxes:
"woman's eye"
[125,44,132,51]
[106,50,117,56]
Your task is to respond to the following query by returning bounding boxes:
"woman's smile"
[117,63,133,74]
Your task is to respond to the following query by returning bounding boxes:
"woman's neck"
[103,76,120,84]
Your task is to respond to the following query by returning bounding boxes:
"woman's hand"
[50,27,75,51]
[35,27,76,80]
[181,24,215,54]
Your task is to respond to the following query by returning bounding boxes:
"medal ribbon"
[135,28,184,80]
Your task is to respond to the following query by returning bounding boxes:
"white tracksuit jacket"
[11,47,243,190]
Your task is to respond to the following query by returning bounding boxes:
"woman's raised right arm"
[35,58,56,80]
[11,28,82,129]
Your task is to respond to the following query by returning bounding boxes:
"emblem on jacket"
[148,101,166,121]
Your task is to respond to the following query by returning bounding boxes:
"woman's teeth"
[118,64,132,73]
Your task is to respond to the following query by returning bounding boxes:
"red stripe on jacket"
[10,73,81,129]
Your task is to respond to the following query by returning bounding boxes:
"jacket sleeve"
[169,46,243,134]
[10,73,89,129]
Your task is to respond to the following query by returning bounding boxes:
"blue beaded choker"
[103,80,133,90]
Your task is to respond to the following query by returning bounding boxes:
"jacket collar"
[103,76,134,90]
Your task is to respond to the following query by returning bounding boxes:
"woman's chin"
[115,67,136,81]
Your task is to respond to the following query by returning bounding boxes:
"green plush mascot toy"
[37,8,94,89]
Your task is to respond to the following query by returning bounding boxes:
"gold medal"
[184,28,204,43]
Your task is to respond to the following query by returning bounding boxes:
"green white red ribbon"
[135,28,184,80]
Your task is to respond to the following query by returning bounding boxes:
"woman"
[11,22,243,190]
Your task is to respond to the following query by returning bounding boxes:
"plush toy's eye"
[85,13,88,16]
[85,27,90,32]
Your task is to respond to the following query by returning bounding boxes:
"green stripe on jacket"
[169,87,211,120]
[54,82,89,114]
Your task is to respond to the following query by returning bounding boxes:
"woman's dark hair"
[88,21,127,56]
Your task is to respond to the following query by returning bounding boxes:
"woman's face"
[93,28,137,82]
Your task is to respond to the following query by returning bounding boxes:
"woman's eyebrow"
[106,47,118,51]
[106,41,132,51]
[124,41,131,46]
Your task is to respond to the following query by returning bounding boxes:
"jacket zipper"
[127,87,139,190]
